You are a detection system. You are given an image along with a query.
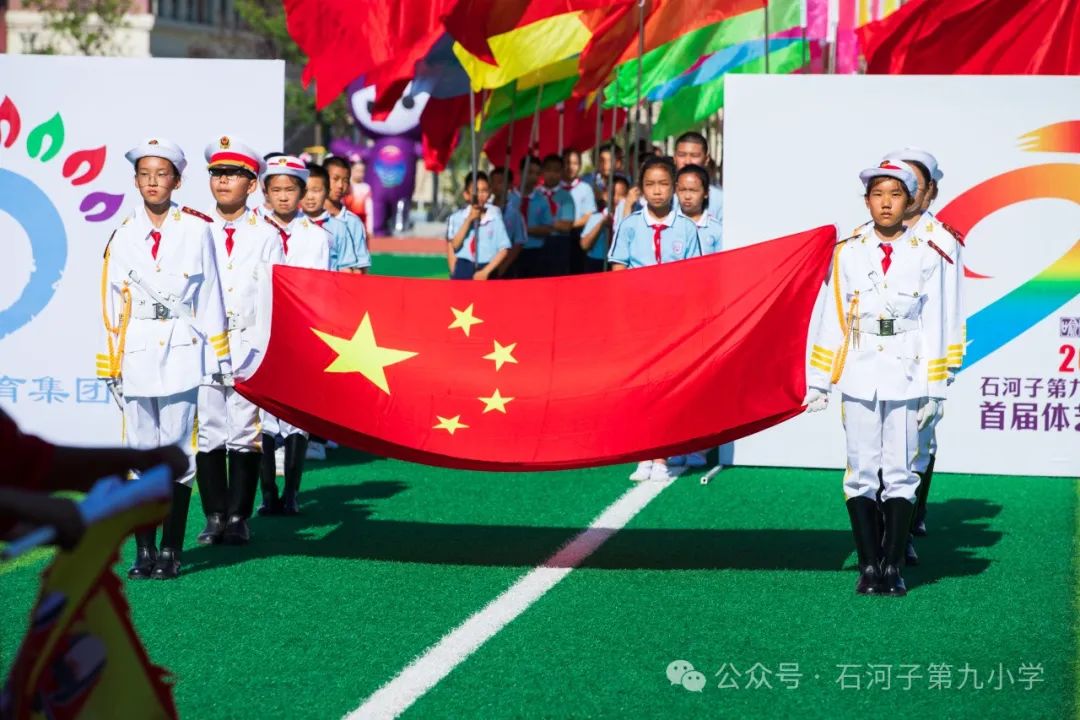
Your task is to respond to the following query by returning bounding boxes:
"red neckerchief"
[538,186,558,215]
[264,215,290,255]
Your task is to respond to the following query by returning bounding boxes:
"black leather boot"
[128,528,157,580]
[224,450,261,544]
[152,483,192,580]
[195,448,228,545]
[912,455,935,536]
[881,498,916,596]
[257,433,283,516]
[846,496,883,595]
[281,433,309,515]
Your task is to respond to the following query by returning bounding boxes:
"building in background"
[2,0,258,57]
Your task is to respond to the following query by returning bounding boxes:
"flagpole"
[593,89,603,188]
[604,90,617,273]
[518,83,544,203]
[557,102,565,154]
[504,84,517,209]
[469,83,480,260]
[628,0,645,181]
[764,1,771,74]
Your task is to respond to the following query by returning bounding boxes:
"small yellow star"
[448,304,484,337]
[478,389,514,414]
[483,340,518,371]
[433,415,469,435]
[311,313,418,395]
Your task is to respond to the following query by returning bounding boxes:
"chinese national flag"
[237,226,836,471]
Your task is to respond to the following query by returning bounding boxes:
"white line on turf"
[345,473,679,719]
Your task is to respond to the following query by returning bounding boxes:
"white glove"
[917,398,941,430]
[803,388,829,413]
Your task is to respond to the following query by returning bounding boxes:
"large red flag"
[237,227,836,471]
[858,0,1080,75]
[483,101,628,170]
[285,0,452,110]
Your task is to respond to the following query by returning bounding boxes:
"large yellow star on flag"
[311,313,418,395]
[434,415,469,435]
[448,304,484,337]
[478,389,514,414]
[483,340,518,371]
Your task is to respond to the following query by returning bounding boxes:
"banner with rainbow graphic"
[724,74,1080,477]
[0,55,284,445]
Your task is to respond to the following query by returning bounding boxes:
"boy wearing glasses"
[193,137,284,548]
[99,137,232,580]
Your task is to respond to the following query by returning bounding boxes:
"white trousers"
[841,394,920,503]
[197,385,262,453]
[913,403,943,473]
[260,410,307,441]
[123,389,197,487]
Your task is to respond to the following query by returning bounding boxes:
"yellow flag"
[454,12,593,91]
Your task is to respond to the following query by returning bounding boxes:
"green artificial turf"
[1,458,1075,719]
[369,253,448,279]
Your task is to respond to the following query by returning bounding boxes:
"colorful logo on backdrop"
[0,95,125,341]
[936,120,1080,371]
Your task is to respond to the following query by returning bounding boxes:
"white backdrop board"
[0,55,284,445]
[724,74,1080,477]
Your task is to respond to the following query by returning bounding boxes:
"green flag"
[652,40,808,141]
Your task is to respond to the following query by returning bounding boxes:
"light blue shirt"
[561,178,597,219]
[311,212,350,270]
[608,207,701,268]
[329,206,371,270]
[524,187,553,249]
[695,212,723,255]
[583,211,610,261]
[446,205,511,263]
[708,185,723,228]
[503,190,528,247]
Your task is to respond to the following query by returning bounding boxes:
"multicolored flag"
[236,226,837,471]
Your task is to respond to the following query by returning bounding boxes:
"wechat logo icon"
[667,659,707,693]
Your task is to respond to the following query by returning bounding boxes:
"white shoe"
[629,461,653,482]
[686,452,708,468]
[667,455,687,466]
[306,442,327,460]
[649,462,675,482]
[275,446,286,476]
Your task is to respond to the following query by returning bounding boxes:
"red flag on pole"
[286,0,452,110]
[483,101,628,169]
[857,0,1080,75]
[237,226,837,471]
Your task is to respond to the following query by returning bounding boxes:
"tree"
[22,0,132,56]
[234,0,351,151]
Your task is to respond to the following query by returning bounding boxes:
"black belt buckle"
[879,319,895,336]
[153,303,171,320]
